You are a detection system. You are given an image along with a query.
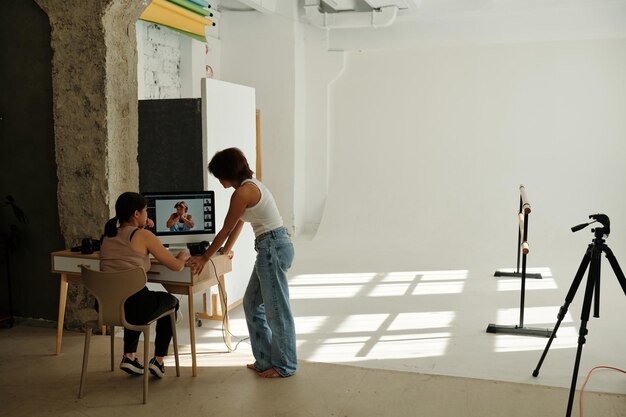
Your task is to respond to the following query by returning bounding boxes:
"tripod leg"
[565,255,599,417]
[603,246,626,296]
[566,320,589,417]
[532,245,592,377]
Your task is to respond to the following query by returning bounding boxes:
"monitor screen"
[142,191,216,247]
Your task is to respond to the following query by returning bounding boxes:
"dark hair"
[208,147,253,183]
[174,201,188,212]
[103,192,147,238]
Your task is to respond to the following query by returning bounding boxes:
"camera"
[187,241,209,256]
[70,238,101,255]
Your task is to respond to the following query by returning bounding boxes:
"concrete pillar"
[33,0,145,329]
[34,0,144,246]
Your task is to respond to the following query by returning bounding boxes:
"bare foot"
[259,368,282,378]
[246,364,259,372]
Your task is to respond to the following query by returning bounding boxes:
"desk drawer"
[148,264,196,284]
[52,254,100,274]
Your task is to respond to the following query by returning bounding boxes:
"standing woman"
[100,192,190,378]
[188,148,296,378]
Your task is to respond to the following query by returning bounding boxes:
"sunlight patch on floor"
[290,284,364,299]
[300,333,451,362]
[497,277,558,291]
[388,311,456,331]
[494,326,578,352]
[367,283,413,297]
[294,316,331,334]
[289,271,466,361]
[413,281,466,295]
[368,333,451,359]
[334,314,391,333]
[291,272,378,285]
[290,270,469,299]
[496,306,571,325]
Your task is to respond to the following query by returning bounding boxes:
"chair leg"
[78,327,92,398]
[142,328,149,404]
[170,311,180,377]
[110,325,115,372]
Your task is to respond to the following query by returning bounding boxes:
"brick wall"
[136,21,182,99]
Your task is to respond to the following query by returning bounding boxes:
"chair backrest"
[80,266,147,328]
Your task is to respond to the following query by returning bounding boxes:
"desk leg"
[56,274,69,355]
[187,287,197,377]
[217,274,232,352]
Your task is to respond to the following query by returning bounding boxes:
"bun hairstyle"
[208,147,254,183]
[103,192,147,238]
[175,201,188,213]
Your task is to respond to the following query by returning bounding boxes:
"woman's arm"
[143,231,190,271]
[166,213,178,229]
[188,189,249,275]
[183,214,195,228]
[222,219,244,256]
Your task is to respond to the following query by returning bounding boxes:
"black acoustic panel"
[138,98,204,193]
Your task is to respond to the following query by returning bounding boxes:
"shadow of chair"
[78,265,180,404]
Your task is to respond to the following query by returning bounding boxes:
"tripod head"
[571,214,610,238]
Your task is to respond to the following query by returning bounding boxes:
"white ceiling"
[215,0,626,49]
[217,0,626,19]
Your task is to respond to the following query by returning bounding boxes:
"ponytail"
[104,192,147,239]
[104,217,118,238]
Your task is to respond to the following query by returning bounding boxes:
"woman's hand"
[177,249,191,262]
[187,255,208,275]
[139,218,155,229]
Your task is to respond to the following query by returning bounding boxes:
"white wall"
[136,6,626,271]
[219,11,298,234]
[180,35,222,98]
[202,78,257,306]
[301,27,345,235]
[314,38,626,269]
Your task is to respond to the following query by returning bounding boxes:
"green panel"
[188,0,210,8]
[166,0,212,17]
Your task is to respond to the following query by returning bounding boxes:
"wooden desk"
[51,250,232,377]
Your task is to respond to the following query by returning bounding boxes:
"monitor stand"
[166,243,188,254]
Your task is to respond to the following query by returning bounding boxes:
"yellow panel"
[140,0,214,37]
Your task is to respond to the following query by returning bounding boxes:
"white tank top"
[240,178,283,237]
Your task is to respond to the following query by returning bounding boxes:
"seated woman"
[99,192,190,378]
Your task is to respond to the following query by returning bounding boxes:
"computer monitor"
[142,191,216,249]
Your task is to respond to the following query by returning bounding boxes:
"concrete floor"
[3,234,626,416]
[0,325,624,417]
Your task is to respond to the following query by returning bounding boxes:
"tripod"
[532,214,626,417]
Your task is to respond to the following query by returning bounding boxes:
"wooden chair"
[78,266,180,404]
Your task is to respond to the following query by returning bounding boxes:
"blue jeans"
[243,227,296,376]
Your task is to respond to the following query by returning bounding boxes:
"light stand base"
[486,324,553,338]
[494,271,543,279]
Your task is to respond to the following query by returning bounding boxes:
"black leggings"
[123,287,179,357]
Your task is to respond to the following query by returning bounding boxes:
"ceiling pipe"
[304,1,399,29]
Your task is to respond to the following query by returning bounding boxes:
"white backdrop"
[202,78,257,306]
[314,39,626,270]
